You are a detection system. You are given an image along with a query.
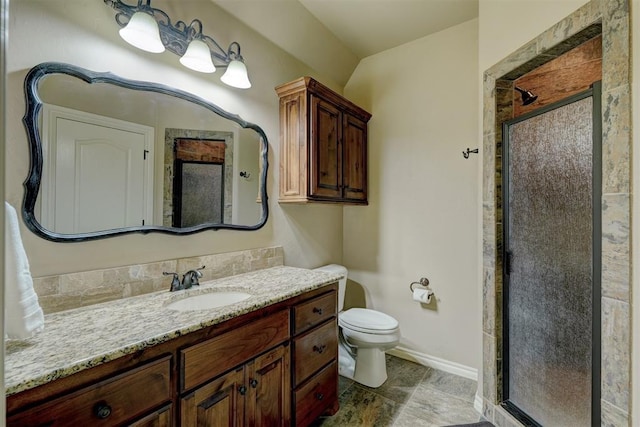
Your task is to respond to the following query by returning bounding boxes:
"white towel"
[5,202,44,339]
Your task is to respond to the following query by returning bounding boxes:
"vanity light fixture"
[118,7,165,53]
[104,0,252,88]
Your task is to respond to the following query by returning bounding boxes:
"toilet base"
[353,347,388,388]
[338,342,389,388]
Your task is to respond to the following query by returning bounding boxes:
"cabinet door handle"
[312,307,323,315]
[250,378,259,388]
[257,360,280,376]
[93,401,112,419]
[238,385,247,395]
[313,344,327,354]
[315,392,324,401]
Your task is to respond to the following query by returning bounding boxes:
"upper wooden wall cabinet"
[276,77,372,204]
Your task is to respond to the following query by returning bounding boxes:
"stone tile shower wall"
[32,246,284,314]
[482,1,631,426]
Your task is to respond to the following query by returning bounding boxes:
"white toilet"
[315,264,400,388]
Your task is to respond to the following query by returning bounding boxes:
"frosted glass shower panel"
[177,163,224,227]
[506,96,593,426]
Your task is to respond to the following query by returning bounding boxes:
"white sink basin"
[166,291,252,311]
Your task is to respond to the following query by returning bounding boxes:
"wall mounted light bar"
[104,0,251,88]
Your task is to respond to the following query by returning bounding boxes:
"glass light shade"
[119,12,165,53]
[220,59,251,89]
[180,39,216,73]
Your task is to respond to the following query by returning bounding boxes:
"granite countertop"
[5,266,342,396]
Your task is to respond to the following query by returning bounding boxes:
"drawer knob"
[250,378,259,388]
[312,307,323,315]
[315,392,324,401]
[313,344,327,354]
[93,401,112,419]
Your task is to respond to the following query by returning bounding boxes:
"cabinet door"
[246,345,291,427]
[310,95,342,199]
[181,367,245,427]
[343,113,368,202]
[279,91,308,201]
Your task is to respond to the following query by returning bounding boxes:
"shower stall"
[501,83,601,426]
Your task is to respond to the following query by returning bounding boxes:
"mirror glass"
[23,63,268,242]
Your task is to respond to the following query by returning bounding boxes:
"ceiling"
[212,0,479,86]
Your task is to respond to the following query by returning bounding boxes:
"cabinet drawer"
[293,318,337,386]
[7,356,171,426]
[181,309,289,392]
[293,291,336,335]
[295,361,338,427]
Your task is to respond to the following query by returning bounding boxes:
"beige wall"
[479,0,590,72]
[6,0,344,276]
[343,19,481,370]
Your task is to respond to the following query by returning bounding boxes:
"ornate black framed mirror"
[22,62,268,242]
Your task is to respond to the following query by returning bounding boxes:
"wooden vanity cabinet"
[180,344,290,427]
[6,284,338,427]
[276,77,371,204]
[291,292,339,426]
[6,355,173,426]
[180,310,291,426]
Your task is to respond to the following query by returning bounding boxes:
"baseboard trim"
[387,346,478,380]
[474,392,483,413]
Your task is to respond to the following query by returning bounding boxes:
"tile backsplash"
[33,246,284,314]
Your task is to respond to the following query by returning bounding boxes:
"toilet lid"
[340,308,399,334]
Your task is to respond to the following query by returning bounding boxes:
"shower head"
[514,86,538,106]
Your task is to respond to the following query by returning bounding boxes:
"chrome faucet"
[182,266,205,289]
[163,272,183,292]
[163,266,205,292]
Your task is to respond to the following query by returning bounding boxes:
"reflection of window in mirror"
[172,138,226,227]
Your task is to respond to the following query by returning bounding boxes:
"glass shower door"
[502,86,601,426]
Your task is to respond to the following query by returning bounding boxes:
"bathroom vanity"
[5,267,340,426]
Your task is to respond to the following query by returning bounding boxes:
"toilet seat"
[339,308,399,334]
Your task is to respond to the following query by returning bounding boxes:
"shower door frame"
[500,82,602,427]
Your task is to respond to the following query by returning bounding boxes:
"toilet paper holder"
[409,277,430,292]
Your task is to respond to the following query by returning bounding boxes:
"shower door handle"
[505,250,513,275]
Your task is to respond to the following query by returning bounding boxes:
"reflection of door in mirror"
[173,139,225,227]
[163,129,234,227]
[39,104,154,233]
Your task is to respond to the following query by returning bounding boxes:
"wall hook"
[462,148,479,159]
[239,171,251,179]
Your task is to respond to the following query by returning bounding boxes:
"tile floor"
[312,354,484,426]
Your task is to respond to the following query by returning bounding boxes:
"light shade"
[119,11,165,53]
[220,59,251,89]
[180,39,216,73]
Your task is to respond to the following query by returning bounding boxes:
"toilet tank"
[314,264,347,312]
